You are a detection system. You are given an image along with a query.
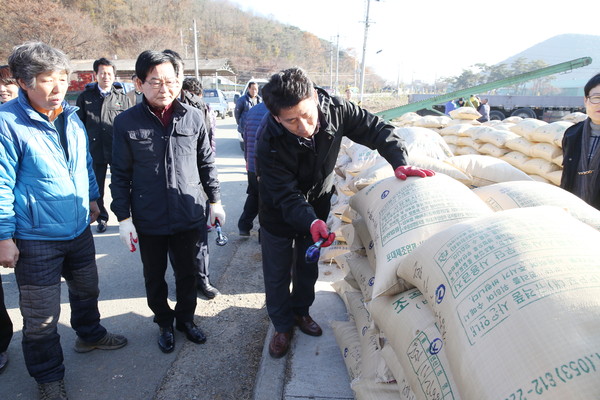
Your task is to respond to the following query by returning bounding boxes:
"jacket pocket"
[173,128,197,156]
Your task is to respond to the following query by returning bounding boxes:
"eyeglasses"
[144,78,178,89]
[587,95,600,104]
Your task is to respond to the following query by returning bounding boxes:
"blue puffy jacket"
[0,92,99,241]
[243,102,269,173]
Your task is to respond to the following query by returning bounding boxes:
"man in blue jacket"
[237,101,268,237]
[110,50,224,354]
[0,42,127,400]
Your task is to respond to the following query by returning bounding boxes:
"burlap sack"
[396,207,600,399]
[370,289,462,400]
[472,180,600,230]
[349,174,492,298]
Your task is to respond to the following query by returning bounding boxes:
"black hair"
[163,49,183,77]
[135,50,178,83]
[261,67,314,116]
[93,57,115,74]
[182,77,202,96]
[0,65,16,86]
[584,73,600,97]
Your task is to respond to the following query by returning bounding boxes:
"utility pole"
[193,19,199,80]
[359,0,376,104]
[330,38,333,92]
[335,33,340,95]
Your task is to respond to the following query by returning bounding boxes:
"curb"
[252,323,288,400]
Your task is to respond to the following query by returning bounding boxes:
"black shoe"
[158,326,175,353]
[96,220,107,233]
[238,229,250,237]
[0,352,8,374]
[198,281,221,299]
[176,321,206,344]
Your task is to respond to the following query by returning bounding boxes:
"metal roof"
[70,58,236,77]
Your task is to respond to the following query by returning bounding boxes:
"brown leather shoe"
[269,331,292,358]
[294,315,323,337]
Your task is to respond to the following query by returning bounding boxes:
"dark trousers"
[260,228,318,333]
[0,273,13,353]
[93,162,109,222]
[138,229,200,327]
[238,172,259,232]
[197,202,211,285]
[14,227,106,383]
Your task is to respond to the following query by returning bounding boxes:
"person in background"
[477,98,490,122]
[127,74,143,105]
[444,98,456,115]
[110,50,224,354]
[237,101,269,238]
[0,65,19,104]
[456,97,465,108]
[468,94,480,109]
[561,73,600,209]
[163,49,221,300]
[0,41,127,400]
[0,64,17,375]
[76,58,132,233]
[256,67,434,358]
[235,81,262,141]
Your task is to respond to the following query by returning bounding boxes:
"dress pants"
[260,228,318,333]
[93,162,109,223]
[138,229,200,327]
[14,227,106,383]
[0,273,13,354]
[238,172,259,232]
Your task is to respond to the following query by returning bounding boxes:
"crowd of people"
[0,39,599,400]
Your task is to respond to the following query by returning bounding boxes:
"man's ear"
[134,77,143,92]
[273,115,281,124]
[17,78,28,91]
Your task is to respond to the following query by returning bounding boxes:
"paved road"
[0,116,265,399]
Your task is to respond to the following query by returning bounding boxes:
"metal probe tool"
[215,220,228,246]
[305,237,326,263]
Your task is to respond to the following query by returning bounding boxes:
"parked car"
[203,88,229,119]
[222,91,238,117]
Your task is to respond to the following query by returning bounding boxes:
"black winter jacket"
[256,88,408,237]
[560,119,600,209]
[76,82,132,164]
[110,98,220,235]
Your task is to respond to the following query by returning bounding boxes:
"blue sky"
[227,0,599,84]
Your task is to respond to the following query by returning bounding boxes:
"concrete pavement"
[252,261,354,400]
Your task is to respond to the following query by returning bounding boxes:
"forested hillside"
[0,0,384,89]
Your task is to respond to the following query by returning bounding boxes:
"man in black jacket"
[256,67,434,358]
[110,50,225,353]
[76,58,132,233]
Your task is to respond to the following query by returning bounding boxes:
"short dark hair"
[93,57,115,74]
[182,77,202,96]
[584,73,600,97]
[163,49,183,76]
[0,65,16,86]
[262,67,314,116]
[135,50,178,83]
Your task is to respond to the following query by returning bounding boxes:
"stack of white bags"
[325,109,600,399]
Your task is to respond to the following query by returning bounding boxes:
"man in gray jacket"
[76,58,132,233]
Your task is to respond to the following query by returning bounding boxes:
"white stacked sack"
[396,206,600,399]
